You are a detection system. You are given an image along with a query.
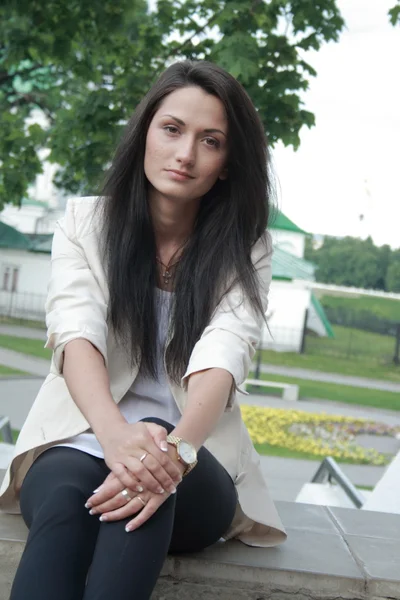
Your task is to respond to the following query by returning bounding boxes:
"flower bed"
[241,406,400,466]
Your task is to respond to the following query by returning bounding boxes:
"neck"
[149,189,200,247]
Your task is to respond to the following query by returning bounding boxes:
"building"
[265,211,334,352]
[0,207,333,351]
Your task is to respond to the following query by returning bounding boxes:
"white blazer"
[0,197,286,547]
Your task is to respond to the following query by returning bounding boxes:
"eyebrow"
[162,114,227,138]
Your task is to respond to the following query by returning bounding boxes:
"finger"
[86,473,121,508]
[90,488,137,515]
[141,451,178,494]
[111,461,150,493]
[99,495,150,522]
[125,497,162,532]
[145,441,182,489]
[145,423,169,452]
[119,457,166,495]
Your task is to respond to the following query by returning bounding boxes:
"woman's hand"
[85,472,172,532]
[98,421,182,495]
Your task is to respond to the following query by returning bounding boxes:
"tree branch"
[0,63,43,87]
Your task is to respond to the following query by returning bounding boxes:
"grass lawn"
[0,334,50,360]
[0,429,20,444]
[247,372,400,411]
[0,316,46,330]
[318,294,400,322]
[0,364,29,377]
[254,443,387,465]
[260,325,400,383]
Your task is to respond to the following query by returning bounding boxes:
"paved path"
[0,325,46,341]
[259,364,400,393]
[0,380,393,502]
[258,455,385,502]
[0,348,50,377]
[240,392,400,426]
[1,325,399,392]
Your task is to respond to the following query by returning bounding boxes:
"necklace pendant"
[163,270,171,285]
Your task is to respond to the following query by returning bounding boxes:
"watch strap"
[166,434,197,476]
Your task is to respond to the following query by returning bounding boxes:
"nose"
[175,135,196,166]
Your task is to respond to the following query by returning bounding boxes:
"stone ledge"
[1,501,400,600]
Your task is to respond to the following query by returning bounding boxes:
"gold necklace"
[156,255,181,286]
[156,241,187,286]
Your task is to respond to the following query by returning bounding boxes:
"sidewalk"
[0,325,46,341]
[0,380,393,502]
[258,455,385,502]
[259,364,400,393]
[1,324,399,392]
[240,392,400,427]
[0,348,49,377]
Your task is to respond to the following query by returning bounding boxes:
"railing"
[0,416,13,445]
[311,457,366,508]
[0,291,46,323]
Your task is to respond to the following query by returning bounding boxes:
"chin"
[150,183,198,203]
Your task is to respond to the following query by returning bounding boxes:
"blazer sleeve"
[181,234,272,410]
[44,198,109,375]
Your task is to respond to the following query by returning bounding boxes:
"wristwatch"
[166,435,198,476]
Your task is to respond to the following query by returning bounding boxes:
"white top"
[58,288,181,458]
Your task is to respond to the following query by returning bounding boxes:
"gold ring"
[121,489,133,503]
[139,452,148,463]
[137,496,146,507]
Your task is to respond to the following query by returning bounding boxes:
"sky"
[271,0,400,248]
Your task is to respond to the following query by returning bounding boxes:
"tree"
[387,251,400,293]
[307,235,400,292]
[0,0,345,209]
[389,1,400,25]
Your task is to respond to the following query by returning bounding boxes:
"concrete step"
[1,501,400,599]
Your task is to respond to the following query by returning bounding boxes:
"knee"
[40,484,88,521]
[139,417,174,433]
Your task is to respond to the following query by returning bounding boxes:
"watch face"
[179,441,197,465]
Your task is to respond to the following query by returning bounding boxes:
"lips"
[166,169,194,179]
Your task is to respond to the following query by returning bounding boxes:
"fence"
[0,291,46,325]
[1,290,399,366]
[304,322,400,366]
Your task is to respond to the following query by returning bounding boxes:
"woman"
[1,60,286,600]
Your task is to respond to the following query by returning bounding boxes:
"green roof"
[269,210,308,234]
[311,292,335,338]
[21,198,49,208]
[29,237,53,253]
[0,221,31,250]
[272,247,315,281]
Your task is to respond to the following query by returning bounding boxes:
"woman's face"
[144,86,228,205]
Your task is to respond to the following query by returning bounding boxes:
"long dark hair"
[99,60,273,383]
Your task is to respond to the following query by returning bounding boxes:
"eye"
[163,125,179,135]
[204,137,220,148]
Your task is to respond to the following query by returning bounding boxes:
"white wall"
[270,230,306,258]
[311,282,400,301]
[0,205,64,235]
[261,280,311,352]
[0,205,45,234]
[0,250,50,320]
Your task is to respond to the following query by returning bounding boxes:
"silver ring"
[139,452,148,463]
[137,496,146,507]
[121,489,133,503]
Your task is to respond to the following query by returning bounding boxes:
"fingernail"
[89,509,96,515]
[160,441,168,452]
[136,485,144,493]
[169,486,177,494]
[99,515,108,522]
[125,525,131,533]
[157,488,165,494]
[85,502,92,509]
[93,487,102,494]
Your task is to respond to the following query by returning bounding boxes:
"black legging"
[10,417,237,600]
